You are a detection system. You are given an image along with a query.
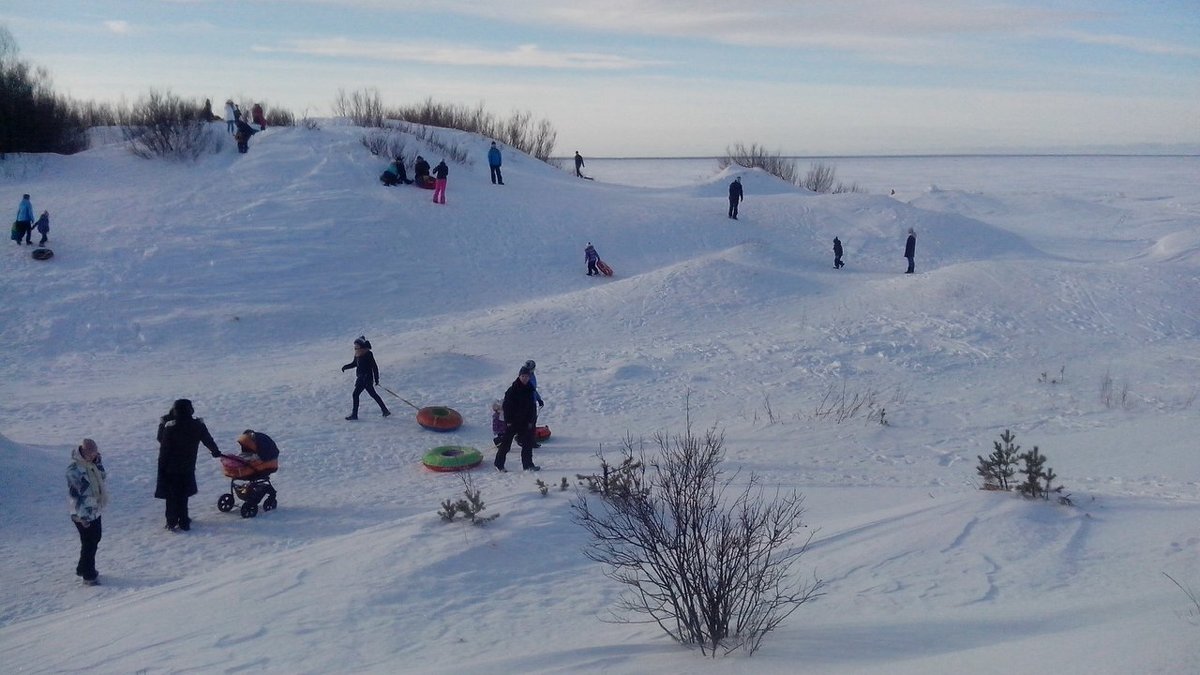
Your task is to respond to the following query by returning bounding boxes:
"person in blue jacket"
[487,142,504,185]
[13,194,34,245]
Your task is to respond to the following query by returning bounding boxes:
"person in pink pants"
[432,159,449,204]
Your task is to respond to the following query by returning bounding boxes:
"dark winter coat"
[433,161,449,179]
[343,350,380,385]
[584,245,599,263]
[729,179,743,202]
[502,378,537,430]
[414,158,431,179]
[155,414,218,499]
[904,234,916,258]
[833,238,843,257]
[574,152,585,170]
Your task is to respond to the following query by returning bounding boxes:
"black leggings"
[73,516,102,580]
[352,379,389,414]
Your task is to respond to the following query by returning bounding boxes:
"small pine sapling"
[1016,446,1047,499]
[559,476,570,492]
[977,429,1020,491]
[535,478,549,496]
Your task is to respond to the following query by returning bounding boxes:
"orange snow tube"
[417,406,463,432]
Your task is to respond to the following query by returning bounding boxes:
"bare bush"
[572,414,823,657]
[719,143,798,184]
[360,129,408,160]
[120,89,222,160]
[388,97,558,162]
[814,381,881,424]
[333,87,384,128]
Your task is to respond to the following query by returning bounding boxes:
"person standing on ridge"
[341,336,391,420]
[488,142,504,185]
[728,177,743,220]
[574,151,585,178]
[833,237,844,269]
[432,159,449,204]
[904,228,916,274]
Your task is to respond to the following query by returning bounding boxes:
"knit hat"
[524,359,536,371]
[354,336,371,349]
[519,366,532,376]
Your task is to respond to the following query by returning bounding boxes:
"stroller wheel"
[217,494,235,512]
[263,495,277,511]
[240,502,258,519]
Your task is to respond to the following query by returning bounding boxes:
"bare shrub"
[388,97,558,162]
[719,143,797,184]
[333,87,384,127]
[802,162,835,193]
[813,381,881,424]
[120,89,222,160]
[572,414,823,657]
[360,129,408,160]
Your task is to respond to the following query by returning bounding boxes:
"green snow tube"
[422,446,483,472]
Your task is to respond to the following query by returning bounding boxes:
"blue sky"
[3,0,1198,156]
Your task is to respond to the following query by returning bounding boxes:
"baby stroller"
[216,430,279,518]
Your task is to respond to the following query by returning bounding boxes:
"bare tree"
[572,412,823,656]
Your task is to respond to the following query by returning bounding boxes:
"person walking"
[524,359,545,447]
[156,399,220,531]
[34,210,50,246]
[234,119,256,154]
[728,177,743,220]
[574,151,585,178]
[494,365,539,472]
[13,194,34,245]
[341,336,390,420]
[904,228,916,274]
[585,242,600,276]
[67,438,107,585]
[432,159,449,204]
[224,100,236,134]
[833,237,844,269]
[487,142,504,185]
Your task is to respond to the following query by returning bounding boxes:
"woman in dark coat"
[904,228,916,274]
[155,399,219,531]
[494,366,539,472]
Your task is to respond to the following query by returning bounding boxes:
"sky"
[2,0,1199,156]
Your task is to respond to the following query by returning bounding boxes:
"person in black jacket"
[833,237,844,269]
[904,228,916,274]
[432,159,449,204]
[155,399,219,531]
[728,177,743,219]
[413,156,432,188]
[494,365,539,472]
[341,336,391,420]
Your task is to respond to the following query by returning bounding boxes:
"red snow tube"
[417,406,463,432]
[535,426,552,441]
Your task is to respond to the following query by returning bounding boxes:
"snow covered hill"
[1,126,1197,674]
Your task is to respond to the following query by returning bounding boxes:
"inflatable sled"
[31,248,54,260]
[416,176,435,190]
[417,406,463,432]
[596,260,613,277]
[422,445,483,472]
[535,425,552,442]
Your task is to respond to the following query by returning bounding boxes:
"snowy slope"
[0,127,1197,674]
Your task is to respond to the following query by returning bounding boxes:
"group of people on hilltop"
[64,397,278,585]
[729,177,920,273]
[220,99,267,154]
[11,194,50,246]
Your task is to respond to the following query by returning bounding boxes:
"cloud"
[254,38,669,70]
[1055,30,1200,59]
[103,20,132,35]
